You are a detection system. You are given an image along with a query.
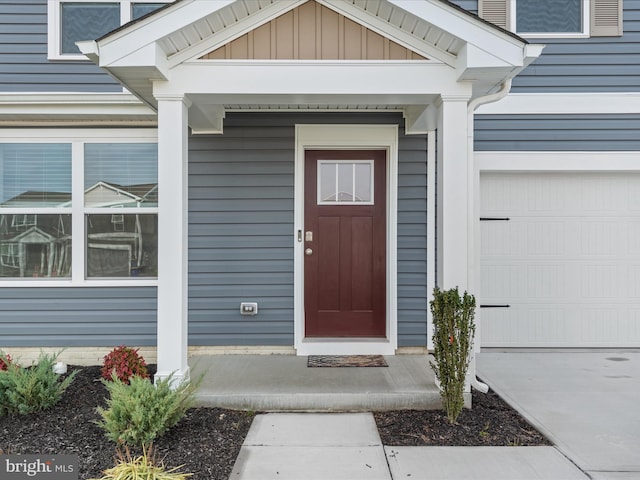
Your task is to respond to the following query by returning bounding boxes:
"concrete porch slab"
[190,354,443,411]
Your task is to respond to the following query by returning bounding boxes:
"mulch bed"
[375,388,551,446]
[0,365,549,479]
[0,365,254,480]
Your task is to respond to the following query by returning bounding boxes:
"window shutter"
[591,0,623,37]
[478,0,511,30]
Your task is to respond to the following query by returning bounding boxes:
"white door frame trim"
[294,124,399,356]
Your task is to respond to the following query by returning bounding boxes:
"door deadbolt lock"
[305,248,313,256]
[305,231,313,242]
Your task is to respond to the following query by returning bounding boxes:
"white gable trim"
[83,0,533,92]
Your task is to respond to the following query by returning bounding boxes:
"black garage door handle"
[480,305,511,308]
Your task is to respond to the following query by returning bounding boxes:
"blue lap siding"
[187,113,428,347]
[0,287,157,346]
[450,0,640,93]
[475,114,640,151]
[0,0,121,92]
[0,113,429,349]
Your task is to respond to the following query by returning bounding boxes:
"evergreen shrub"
[429,286,476,424]
[0,351,77,416]
[97,373,198,447]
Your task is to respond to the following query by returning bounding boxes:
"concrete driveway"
[477,351,640,480]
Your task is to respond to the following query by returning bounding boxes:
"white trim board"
[475,151,640,171]
[294,124,399,356]
[0,93,156,125]
[476,93,640,115]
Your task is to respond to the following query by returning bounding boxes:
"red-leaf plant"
[101,346,149,384]
[0,353,12,371]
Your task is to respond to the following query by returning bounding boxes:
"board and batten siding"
[187,112,428,347]
[0,0,121,92]
[475,114,640,151]
[454,0,640,93]
[0,287,157,347]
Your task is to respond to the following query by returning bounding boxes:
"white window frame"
[510,0,590,39]
[0,129,158,287]
[47,0,170,60]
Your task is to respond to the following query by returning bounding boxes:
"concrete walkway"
[478,351,640,480]
[225,351,640,479]
[230,412,587,480]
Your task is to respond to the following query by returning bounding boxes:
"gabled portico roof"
[79,0,543,133]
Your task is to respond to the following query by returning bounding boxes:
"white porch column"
[436,94,484,398]
[155,94,191,384]
[436,95,471,291]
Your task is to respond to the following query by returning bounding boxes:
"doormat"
[307,355,388,368]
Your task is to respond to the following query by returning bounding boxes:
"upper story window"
[514,0,587,37]
[48,0,169,60]
[478,0,623,38]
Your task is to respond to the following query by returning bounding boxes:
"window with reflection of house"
[0,144,72,278]
[84,143,158,278]
[0,140,157,281]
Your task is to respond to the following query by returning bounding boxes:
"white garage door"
[480,172,640,347]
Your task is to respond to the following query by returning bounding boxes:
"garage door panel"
[581,264,627,299]
[483,305,640,347]
[483,306,570,347]
[480,172,640,347]
[580,221,628,256]
[630,265,640,296]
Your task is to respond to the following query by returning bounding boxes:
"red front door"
[304,150,386,337]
